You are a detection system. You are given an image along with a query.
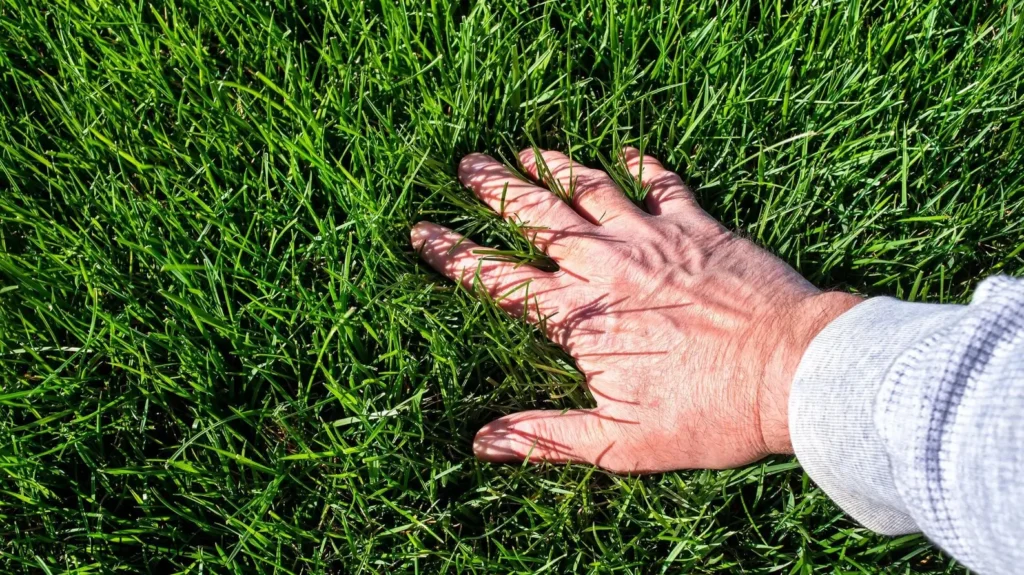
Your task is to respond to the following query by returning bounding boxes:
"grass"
[1,0,1023,572]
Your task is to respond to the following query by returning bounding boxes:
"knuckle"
[572,174,614,198]
[647,170,681,187]
[628,154,662,174]
[583,167,614,185]
[549,161,576,181]
[642,154,663,167]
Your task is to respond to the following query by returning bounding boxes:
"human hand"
[411,148,860,473]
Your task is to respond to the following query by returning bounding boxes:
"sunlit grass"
[1,0,1022,572]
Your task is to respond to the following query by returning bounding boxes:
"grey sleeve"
[789,276,1024,574]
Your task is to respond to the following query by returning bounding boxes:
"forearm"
[789,276,1024,573]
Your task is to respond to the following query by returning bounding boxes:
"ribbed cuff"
[789,297,966,534]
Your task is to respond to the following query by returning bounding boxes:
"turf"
[1,0,1022,572]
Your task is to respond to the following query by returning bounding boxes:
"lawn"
[2,0,1023,572]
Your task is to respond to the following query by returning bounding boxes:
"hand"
[411,148,860,473]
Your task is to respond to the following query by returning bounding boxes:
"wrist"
[757,290,862,454]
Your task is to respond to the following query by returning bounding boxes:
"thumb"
[473,408,624,468]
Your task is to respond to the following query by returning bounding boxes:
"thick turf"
[1,0,1022,572]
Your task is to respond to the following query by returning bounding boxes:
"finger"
[473,408,638,472]
[459,153,594,261]
[621,147,699,216]
[411,221,571,323]
[519,149,643,226]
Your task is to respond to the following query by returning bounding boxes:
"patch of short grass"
[1,0,1022,572]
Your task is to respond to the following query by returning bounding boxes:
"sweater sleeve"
[789,276,1024,575]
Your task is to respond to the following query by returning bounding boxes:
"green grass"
[1,0,1022,572]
